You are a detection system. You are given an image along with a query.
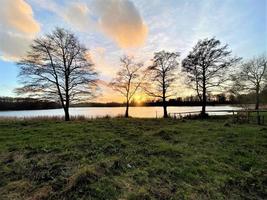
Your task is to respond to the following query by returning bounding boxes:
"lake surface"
[0,106,241,118]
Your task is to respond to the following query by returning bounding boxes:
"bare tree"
[182,38,240,117]
[110,56,143,117]
[231,55,267,110]
[145,51,180,118]
[16,28,98,121]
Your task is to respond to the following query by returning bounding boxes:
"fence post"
[232,111,234,123]
[257,110,260,125]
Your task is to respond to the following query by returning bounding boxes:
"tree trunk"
[201,70,207,118]
[64,107,70,121]
[163,97,168,118]
[201,91,206,116]
[255,85,260,110]
[201,86,207,117]
[162,74,168,118]
[65,90,70,121]
[125,100,129,118]
[163,104,168,118]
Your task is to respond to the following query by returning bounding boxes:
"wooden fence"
[169,109,267,125]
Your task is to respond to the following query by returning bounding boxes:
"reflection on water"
[0,106,241,118]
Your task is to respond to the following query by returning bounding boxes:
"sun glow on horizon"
[131,93,149,105]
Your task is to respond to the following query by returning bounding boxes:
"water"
[0,105,241,118]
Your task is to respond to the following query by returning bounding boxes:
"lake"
[0,105,241,118]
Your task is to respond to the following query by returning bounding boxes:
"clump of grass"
[0,180,32,199]
[30,185,52,200]
[60,164,121,199]
[127,187,151,200]
[153,129,180,141]
[0,115,64,122]
[0,116,22,123]
[70,115,87,121]
[66,165,100,191]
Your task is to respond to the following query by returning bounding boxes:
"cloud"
[63,3,97,32]
[62,0,148,48]
[0,0,40,60]
[28,0,59,13]
[90,47,119,78]
[0,32,33,61]
[29,0,148,48]
[93,0,148,48]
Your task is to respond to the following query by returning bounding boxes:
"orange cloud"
[0,0,40,34]
[63,3,97,32]
[62,0,148,48]
[101,22,148,48]
[0,0,40,60]
[95,0,148,48]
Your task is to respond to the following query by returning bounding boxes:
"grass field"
[0,118,266,199]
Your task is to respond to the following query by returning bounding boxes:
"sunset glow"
[0,0,266,102]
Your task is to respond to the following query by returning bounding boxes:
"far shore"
[0,103,248,112]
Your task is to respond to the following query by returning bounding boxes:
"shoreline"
[0,104,246,112]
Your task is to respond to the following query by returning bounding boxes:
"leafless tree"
[110,56,144,117]
[144,51,180,118]
[182,38,240,117]
[16,28,98,121]
[231,55,267,110]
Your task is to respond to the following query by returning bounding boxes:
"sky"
[0,0,266,102]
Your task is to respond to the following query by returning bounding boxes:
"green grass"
[0,118,266,199]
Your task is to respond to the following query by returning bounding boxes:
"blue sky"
[0,0,266,101]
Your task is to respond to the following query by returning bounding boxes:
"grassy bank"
[0,118,266,199]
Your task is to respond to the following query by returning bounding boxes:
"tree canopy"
[145,51,180,118]
[17,28,98,120]
[182,38,240,116]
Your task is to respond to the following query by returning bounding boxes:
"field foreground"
[0,118,266,200]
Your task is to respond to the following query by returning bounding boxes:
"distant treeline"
[75,98,235,107]
[0,97,61,111]
[75,101,227,107]
[74,91,267,107]
[1,90,266,111]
